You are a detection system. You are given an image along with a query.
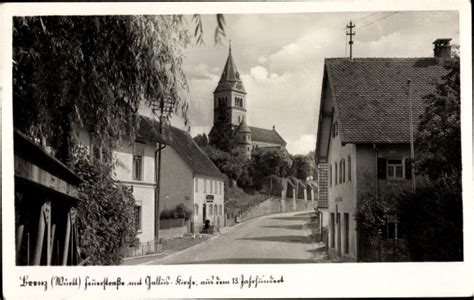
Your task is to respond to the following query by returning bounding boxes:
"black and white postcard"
[1,0,472,298]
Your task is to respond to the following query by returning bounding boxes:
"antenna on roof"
[346,21,356,59]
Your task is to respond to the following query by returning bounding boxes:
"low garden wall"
[225,197,317,225]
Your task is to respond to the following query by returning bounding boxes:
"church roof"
[236,120,251,133]
[324,57,448,144]
[138,116,226,180]
[214,45,246,94]
[248,126,286,146]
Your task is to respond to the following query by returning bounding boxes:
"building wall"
[327,122,358,260]
[192,176,225,233]
[251,140,282,149]
[77,129,157,244]
[159,146,194,213]
[114,141,157,244]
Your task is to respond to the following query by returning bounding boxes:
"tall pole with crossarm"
[407,79,416,192]
[346,21,356,59]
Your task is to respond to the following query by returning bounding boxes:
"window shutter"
[405,158,412,179]
[377,158,387,179]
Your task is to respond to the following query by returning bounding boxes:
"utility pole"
[346,21,356,59]
[407,79,416,192]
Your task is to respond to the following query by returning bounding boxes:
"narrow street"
[135,211,327,265]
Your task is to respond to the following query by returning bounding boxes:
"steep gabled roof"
[249,126,286,146]
[168,126,226,180]
[324,57,448,144]
[138,116,225,180]
[214,47,246,94]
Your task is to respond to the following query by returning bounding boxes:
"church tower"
[213,42,247,128]
[235,119,252,160]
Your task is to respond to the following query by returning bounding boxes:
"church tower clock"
[213,42,247,128]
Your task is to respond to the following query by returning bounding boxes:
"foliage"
[203,145,246,183]
[289,154,313,181]
[396,57,463,261]
[13,16,190,163]
[160,203,192,221]
[261,175,283,197]
[250,148,292,190]
[416,58,460,180]
[193,133,209,148]
[208,104,234,152]
[355,194,396,238]
[73,147,136,265]
[398,180,462,261]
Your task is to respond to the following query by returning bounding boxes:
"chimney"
[433,38,452,60]
[273,125,275,131]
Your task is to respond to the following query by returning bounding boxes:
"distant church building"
[212,43,286,160]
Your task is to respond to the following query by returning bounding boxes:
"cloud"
[183,63,217,80]
[182,12,459,155]
[286,134,317,155]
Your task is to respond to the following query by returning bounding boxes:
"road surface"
[141,211,327,265]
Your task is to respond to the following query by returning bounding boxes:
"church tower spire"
[213,41,247,128]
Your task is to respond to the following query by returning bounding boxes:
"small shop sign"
[206,195,214,202]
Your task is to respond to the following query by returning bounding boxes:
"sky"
[175,11,459,155]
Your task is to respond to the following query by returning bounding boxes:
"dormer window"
[332,122,338,138]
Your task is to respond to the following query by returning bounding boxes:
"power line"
[358,11,399,29]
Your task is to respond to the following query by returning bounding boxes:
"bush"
[160,203,192,221]
[73,147,136,265]
[398,179,462,261]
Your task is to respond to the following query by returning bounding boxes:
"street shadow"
[167,258,317,264]
[238,235,311,244]
[260,224,304,230]
[270,216,311,221]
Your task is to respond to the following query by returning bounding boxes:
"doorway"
[202,204,207,223]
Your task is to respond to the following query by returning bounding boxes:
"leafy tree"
[193,133,209,148]
[416,58,460,180]
[13,16,191,164]
[398,180,462,261]
[250,148,292,190]
[203,145,244,182]
[289,154,312,181]
[73,147,136,265]
[396,56,463,261]
[208,104,234,152]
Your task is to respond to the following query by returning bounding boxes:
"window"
[238,116,241,123]
[214,181,217,194]
[387,159,403,179]
[330,213,335,248]
[133,155,143,181]
[382,213,401,240]
[334,162,338,185]
[209,204,213,215]
[219,204,223,215]
[210,180,213,193]
[235,97,243,108]
[329,165,332,187]
[195,178,198,192]
[332,122,338,138]
[344,213,349,254]
[339,160,343,184]
[204,179,207,193]
[134,206,142,231]
[219,97,226,107]
[214,204,218,216]
[342,159,345,183]
[348,156,352,181]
